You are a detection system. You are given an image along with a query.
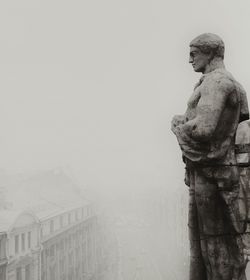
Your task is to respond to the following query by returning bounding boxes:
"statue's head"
[189,33,225,73]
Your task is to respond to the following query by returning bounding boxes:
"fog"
[1,0,250,279]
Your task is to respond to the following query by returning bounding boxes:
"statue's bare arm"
[180,77,234,142]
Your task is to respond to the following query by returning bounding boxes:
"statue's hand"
[171,115,186,131]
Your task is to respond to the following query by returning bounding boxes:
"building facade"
[0,169,105,280]
[6,212,40,280]
[39,203,97,280]
[0,201,98,280]
[0,232,7,280]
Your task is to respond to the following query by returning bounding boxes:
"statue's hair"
[190,33,225,59]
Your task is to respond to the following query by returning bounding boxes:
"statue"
[171,33,249,280]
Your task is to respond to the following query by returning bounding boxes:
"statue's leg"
[188,170,207,280]
[194,170,247,280]
[199,235,247,280]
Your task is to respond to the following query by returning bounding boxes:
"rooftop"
[0,168,92,230]
[27,199,90,221]
[0,210,20,233]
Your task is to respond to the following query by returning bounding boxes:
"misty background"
[1,0,250,279]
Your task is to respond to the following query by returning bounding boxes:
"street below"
[115,223,188,280]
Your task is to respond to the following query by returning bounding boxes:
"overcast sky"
[0,0,250,196]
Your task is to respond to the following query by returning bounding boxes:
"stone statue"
[171,33,249,280]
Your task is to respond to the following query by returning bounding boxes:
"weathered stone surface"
[236,120,250,256]
[172,33,249,280]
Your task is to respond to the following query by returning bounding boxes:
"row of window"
[42,246,90,280]
[49,207,91,235]
[14,207,92,255]
[0,238,5,259]
[41,226,94,280]
[16,264,30,280]
[42,230,88,260]
[15,232,31,254]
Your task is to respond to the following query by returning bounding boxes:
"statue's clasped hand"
[171,115,186,132]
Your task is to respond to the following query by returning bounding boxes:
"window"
[60,215,63,228]
[21,233,25,251]
[88,206,91,216]
[0,266,6,280]
[15,235,19,254]
[50,266,56,280]
[82,208,84,219]
[25,264,30,280]
[69,236,72,248]
[50,220,54,234]
[41,251,45,267]
[0,239,2,257]
[68,213,71,224]
[75,265,80,279]
[68,252,73,266]
[75,247,80,260]
[75,211,78,221]
[60,257,65,272]
[28,232,31,249]
[60,240,64,251]
[50,245,55,258]
[16,267,22,280]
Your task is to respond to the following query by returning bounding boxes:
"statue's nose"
[189,56,193,63]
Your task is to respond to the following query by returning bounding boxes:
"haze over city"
[0,1,250,279]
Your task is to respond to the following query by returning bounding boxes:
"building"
[34,201,97,280]
[0,232,7,280]
[0,169,100,280]
[0,201,98,280]
[6,211,40,280]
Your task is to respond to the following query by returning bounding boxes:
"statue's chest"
[186,86,201,120]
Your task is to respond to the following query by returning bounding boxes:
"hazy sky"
[0,0,250,195]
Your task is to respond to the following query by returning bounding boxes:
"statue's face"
[189,46,211,73]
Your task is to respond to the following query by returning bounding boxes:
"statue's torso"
[185,68,242,164]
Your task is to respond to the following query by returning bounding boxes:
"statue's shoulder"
[204,69,235,93]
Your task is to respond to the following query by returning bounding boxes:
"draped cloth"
[172,68,249,280]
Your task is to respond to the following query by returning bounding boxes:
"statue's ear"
[208,50,215,61]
